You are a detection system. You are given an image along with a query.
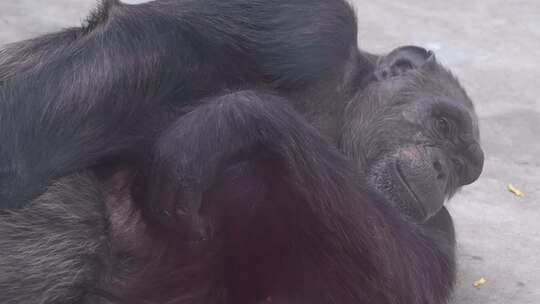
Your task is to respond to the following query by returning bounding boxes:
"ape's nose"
[432,159,446,181]
[431,157,451,194]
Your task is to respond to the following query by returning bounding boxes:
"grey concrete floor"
[0,1,538,303]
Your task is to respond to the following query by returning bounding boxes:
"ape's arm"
[0,0,358,209]
[139,90,455,303]
[135,89,359,239]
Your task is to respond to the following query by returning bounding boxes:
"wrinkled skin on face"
[341,46,484,223]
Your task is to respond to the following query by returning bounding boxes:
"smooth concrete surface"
[0,1,538,303]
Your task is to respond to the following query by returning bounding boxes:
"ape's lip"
[394,161,427,220]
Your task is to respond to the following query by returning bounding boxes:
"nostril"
[433,160,442,172]
[433,160,446,180]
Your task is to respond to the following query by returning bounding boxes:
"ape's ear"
[375,45,435,81]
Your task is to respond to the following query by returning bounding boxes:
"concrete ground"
[0,1,538,303]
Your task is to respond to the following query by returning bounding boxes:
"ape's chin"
[392,162,428,222]
[370,177,426,223]
[368,159,446,223]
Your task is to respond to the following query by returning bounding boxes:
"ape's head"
[342,46,484,222]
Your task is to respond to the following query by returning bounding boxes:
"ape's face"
[342,52,484,223]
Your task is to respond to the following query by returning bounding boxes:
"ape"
[0,0,484,303]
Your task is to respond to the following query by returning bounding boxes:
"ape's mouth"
[394,161,427,221]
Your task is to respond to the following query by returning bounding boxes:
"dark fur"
[0,0,357,209]
[0,0,484,303]
[0,173,110,304]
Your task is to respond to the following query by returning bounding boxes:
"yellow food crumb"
[473,278,487,287]
[508,184,525,197]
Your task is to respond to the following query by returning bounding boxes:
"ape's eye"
[435,117,450,136]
